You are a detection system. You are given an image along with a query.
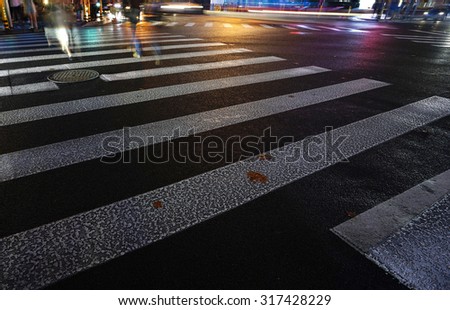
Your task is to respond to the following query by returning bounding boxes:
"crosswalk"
[1,25,449,290]
[145,20,370,33]
[382,29,450,47]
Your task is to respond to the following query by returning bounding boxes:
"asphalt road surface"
[1,14,449,289]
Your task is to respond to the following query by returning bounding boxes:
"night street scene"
[1,0,449,295]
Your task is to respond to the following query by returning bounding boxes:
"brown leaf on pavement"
[247,171,268,184]
[153,201,163,209]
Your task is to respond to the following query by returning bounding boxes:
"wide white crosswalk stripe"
[340,27,368,33]
[412,40,450,45]
[0,35,189,54]
[333,169,450,289]
[260,24,274,29]
[0,82,59,97]
[205,22,213,27]
[0,78,390,182]
[297,25,321,31]
[242,24,253,28]
[184,23,195,27]
[0,48,252,78]
[0,67,329,129]
[100,56,285,81]
[0,32,173,46]
[223,23,232,28]
[282,25,297,30]
[318,26,342,31]
[0,31,174,49]
[411,29,448,36]
[0,42,227,64]
[381,33,450,47]
[2,95,448,289]
[165,22,178,27]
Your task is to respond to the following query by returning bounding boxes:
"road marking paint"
[340,27,368,33]
[223,23,233,28]
[100,56,285,81]
[0,43,227,64]
[411,29,449,36]
[0,35,187,55]
[1,66,329,127]
[242,24,253,28]
[297,24,321,31]
[0,82,59,97]
[3,95,450,289]
[260,24,274,29]
[0,48,252,78]
[282,25,297,30]
[165,22,178,27]
[332,168,450,252]
[332,169,450,289]
[204,22,213,27]
[382,34,446,39]
[318,26,342,31]
[184,23,195,27]
[0,32,173,46]
[412,40,450,45]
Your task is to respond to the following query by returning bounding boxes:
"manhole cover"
[48,69,99,83]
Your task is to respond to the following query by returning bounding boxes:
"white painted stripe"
[282,25,297,30]
[0,86,12,97]
[432,45,450,47]
[242,24,253,28]
[166,22,178,27]
[0,41,226,64]
[0,66,329,128]
[0,82,59,97]
[340,27,368,33]
[184,23,195,27]
[0,37,200,56]
[0,35,186,54]
[0,32,172,47]
[0,35,186,51]
[411,29,448,36]
[0,43,227,64]
[297,24,321,31]
[318,26,342,31]
[100,56,285,81]
[332,169,450,253]
[205,22,213,27]
[0,48,252,78]
[223,23,233,28]
[260,24,274,29]
[382,34,445,39]
[395,37,448,42]
[412,40,450,45]
[0,27,159,37]
[366,195,450,290]
[2,95,449,289]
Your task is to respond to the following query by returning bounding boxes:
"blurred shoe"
[133,52,141,58]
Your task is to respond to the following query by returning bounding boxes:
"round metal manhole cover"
[48,69,99,83]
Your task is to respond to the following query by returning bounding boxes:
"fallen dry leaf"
[153,201,163,209]
[247,171,268,184]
